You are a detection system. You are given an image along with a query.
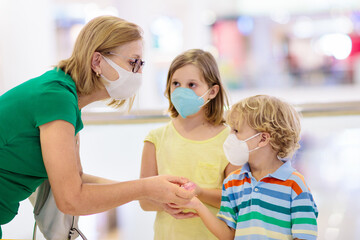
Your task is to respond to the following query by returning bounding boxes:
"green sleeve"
[33,83,79,129]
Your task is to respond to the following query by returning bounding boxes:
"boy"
[176,95,318,240]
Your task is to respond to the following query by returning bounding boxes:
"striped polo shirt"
[217,161,318,240]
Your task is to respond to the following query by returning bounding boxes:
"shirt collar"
[239,162,251,175]
[268,160,295,181]
[239,160,295,181]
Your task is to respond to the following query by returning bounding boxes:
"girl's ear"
[258,132,271,147]
[91,52,102,74]
[209,84,220,99]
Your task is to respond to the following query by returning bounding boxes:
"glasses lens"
[133,59,144,73]
[133,61,140,73]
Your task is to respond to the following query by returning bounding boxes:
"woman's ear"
[209,84,220,99]
[91,52,102,75]
[258,132,271,147]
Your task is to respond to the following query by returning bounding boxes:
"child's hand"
[169,196,203,212]
[162,203,198,219]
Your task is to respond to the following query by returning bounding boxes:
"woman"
[0,16,194,237]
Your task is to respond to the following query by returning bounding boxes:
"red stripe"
[292,172,308,187]
[224,177,251,189]
[261,178,303,195]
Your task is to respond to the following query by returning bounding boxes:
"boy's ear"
[258,132,271,147]
[209,85,219,99]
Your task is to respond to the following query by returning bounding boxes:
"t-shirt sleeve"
[217,179,237,229]
[291,190,318,239]
[34,84,78,128]
[144,128,158,147]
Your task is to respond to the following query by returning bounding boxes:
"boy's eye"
[232,129,238,133]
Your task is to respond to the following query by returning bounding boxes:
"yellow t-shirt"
[145,121,230,240]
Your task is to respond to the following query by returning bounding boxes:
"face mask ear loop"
[249,146,261,153]
[100,55,118,82]
[199,88,212,99]
[244,132,261,142]
[102,55,118,69]
[247,133,262,153]
[199,88,212,107]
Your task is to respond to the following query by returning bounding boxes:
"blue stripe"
[258,187,292,202]
[227,187,252,201]
[294,191,315,201]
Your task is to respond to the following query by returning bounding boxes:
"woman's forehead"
[114,40,143,57]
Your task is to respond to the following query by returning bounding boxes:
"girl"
[140,49,238,239]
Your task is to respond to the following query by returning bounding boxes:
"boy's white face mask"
[223,133,261,166]
[101,55,142,100]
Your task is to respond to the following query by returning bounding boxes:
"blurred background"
[1,0,360,239]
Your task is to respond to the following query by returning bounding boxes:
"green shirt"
[0,68,83,228]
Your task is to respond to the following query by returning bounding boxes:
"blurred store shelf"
[81,101,360,125]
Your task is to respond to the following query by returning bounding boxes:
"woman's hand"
[143,175,196,206]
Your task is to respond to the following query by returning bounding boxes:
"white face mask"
[223,133,261,166]
[101,56,142,100]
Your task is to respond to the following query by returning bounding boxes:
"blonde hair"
[165,49,229,125]
[226,95,301,158]
[57,16,143,108]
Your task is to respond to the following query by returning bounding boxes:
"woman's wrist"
[138,177,150,200]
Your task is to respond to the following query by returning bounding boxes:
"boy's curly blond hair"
[226,95,301,158]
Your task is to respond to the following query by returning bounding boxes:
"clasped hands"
[144,175,202,219]
[164,180,200,219]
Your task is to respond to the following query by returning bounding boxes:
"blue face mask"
[171,87,211,118]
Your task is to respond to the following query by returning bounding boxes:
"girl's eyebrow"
[171,78,200,82]
[187,79,200,82]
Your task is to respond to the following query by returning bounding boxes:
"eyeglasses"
[105,52,145,73]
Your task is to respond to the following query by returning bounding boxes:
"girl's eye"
[172,81,180,87]
[232,129,238,133]
[189,83,196,88]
